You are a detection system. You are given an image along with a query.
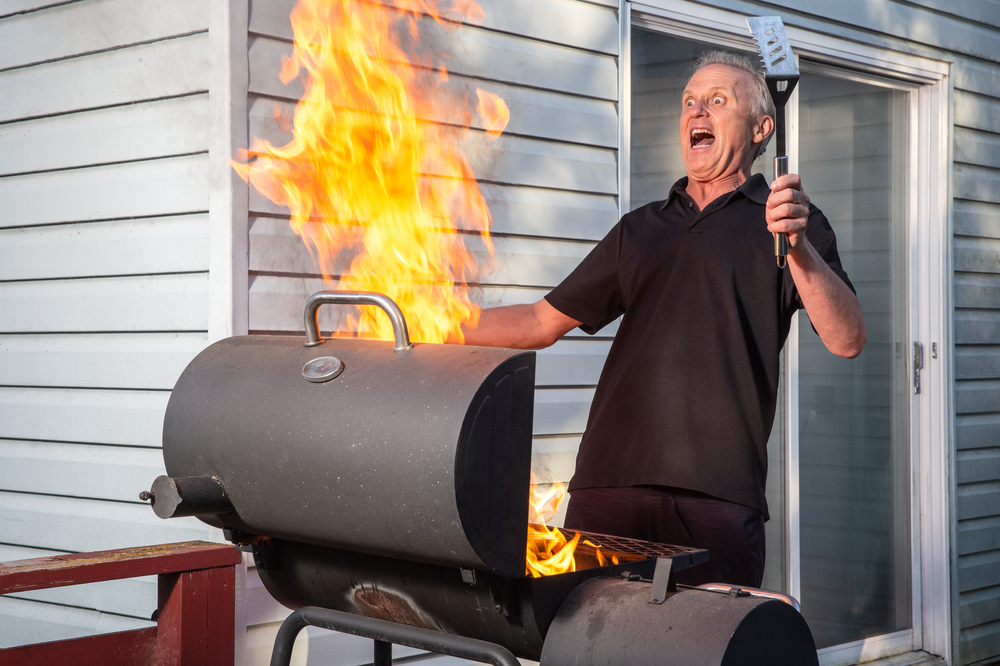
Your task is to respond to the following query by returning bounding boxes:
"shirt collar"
[661,173,771,209]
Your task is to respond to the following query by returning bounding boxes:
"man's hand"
[765,174,810,247]
[768,174,868,359]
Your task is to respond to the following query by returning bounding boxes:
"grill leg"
[375,639,392,666]
[269,606,519,666]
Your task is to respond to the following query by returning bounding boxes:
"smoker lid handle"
[304,291,414,351]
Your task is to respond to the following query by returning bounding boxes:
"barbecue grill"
[145,291,819,665]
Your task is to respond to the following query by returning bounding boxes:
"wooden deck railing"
[0,541,242,666]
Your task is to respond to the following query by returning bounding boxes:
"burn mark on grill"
[353,586,437,630]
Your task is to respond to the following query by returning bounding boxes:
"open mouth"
[691,128,715,149]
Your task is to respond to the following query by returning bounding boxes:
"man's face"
[680,64,767,184]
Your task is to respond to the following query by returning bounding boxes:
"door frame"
[619,2,953,661]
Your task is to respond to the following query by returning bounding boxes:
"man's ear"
[753,115,774,145]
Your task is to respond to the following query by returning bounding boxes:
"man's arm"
[460,298,582,349]
[766,174,868,359]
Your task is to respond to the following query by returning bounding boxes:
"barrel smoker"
[145,291,819,666]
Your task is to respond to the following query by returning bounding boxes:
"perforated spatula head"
[747,16,799,107]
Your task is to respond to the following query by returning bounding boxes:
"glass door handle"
[913,341,924,394]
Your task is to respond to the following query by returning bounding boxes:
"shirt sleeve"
[544,218,627,335]
[781,204,856,315]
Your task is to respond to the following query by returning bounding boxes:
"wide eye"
[684,99,694,107]
[713,96,724,105]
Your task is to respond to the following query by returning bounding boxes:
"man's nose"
[686,100,707,116]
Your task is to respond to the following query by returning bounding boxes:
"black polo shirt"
[545,174,853,516]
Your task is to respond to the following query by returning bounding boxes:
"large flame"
[526,472,620,577]
[233,0,508,343]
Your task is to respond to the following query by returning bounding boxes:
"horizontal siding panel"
[956,413,1000,451]
[955,164,1000,206]
[955,200,1000,241]
[249,184,619,242]
[955,90,1000,136]
[247,275,617,338]
[960,550,1000,593]
[0,596,152,650]
[467,133,616,193]
[246,132,615,217]
[0,491,217,553]
[770,1,1000,62]
[0,387,168,447]
[955,236,1000,274]
[955,273,1000,309]
[535,339,611,386]
[958,449,1000,485]
[961,585,1000,630]
[0,274,209,333]
[0,441,165,503]
[955,345,1000,381]
[955,379,1000,414]
[0,1,66,19]
[0,0,206,71]
[955,310,1000,345]
[904,1,1000,30]
[532,434,581,484]
[249,217,595,287]
[483,184,617,241]
[248,28,616,103]
[0,32,209,124]
[0,154,210,229]
[955,126,1000,171]
[249,0,619,55]
[961,620,1000,666]
[533,387,593,435]
[958,516,1000,556]
[0,215,209,281]
[0,95,209,178]
[0,332,206,390]
[247,80,617,149]
[957,481,1000,521]
[955,55,1000,97]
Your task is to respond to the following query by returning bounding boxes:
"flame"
[526,471,620,577]
[233,0,505,344]
[526,474,580,577]
[476,90,510,138]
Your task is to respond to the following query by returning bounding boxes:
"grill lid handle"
[304,291,414,351]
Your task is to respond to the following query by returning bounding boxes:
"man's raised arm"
[460,298,581,349]
[766,174,868,359]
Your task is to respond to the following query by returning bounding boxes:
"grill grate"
[567,530,704,559]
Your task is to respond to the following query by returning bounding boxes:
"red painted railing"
[0,541,242,666]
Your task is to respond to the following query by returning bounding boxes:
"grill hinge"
[648,557,675,604]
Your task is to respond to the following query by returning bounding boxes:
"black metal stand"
[269,606,521,666]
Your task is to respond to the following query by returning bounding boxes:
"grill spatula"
[747,16,799,268]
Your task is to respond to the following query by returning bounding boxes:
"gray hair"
[690,51,775,159]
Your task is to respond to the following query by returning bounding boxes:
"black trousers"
[563,486,765,587]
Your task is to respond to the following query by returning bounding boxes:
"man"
[460,51,866,587]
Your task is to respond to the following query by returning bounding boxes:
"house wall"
[239,0,620,661]
[0,0,225,647]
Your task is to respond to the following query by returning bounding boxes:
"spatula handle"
[773,156,790,268]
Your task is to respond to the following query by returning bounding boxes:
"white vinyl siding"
[0,0,218,648]
[950,42,1000,666]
